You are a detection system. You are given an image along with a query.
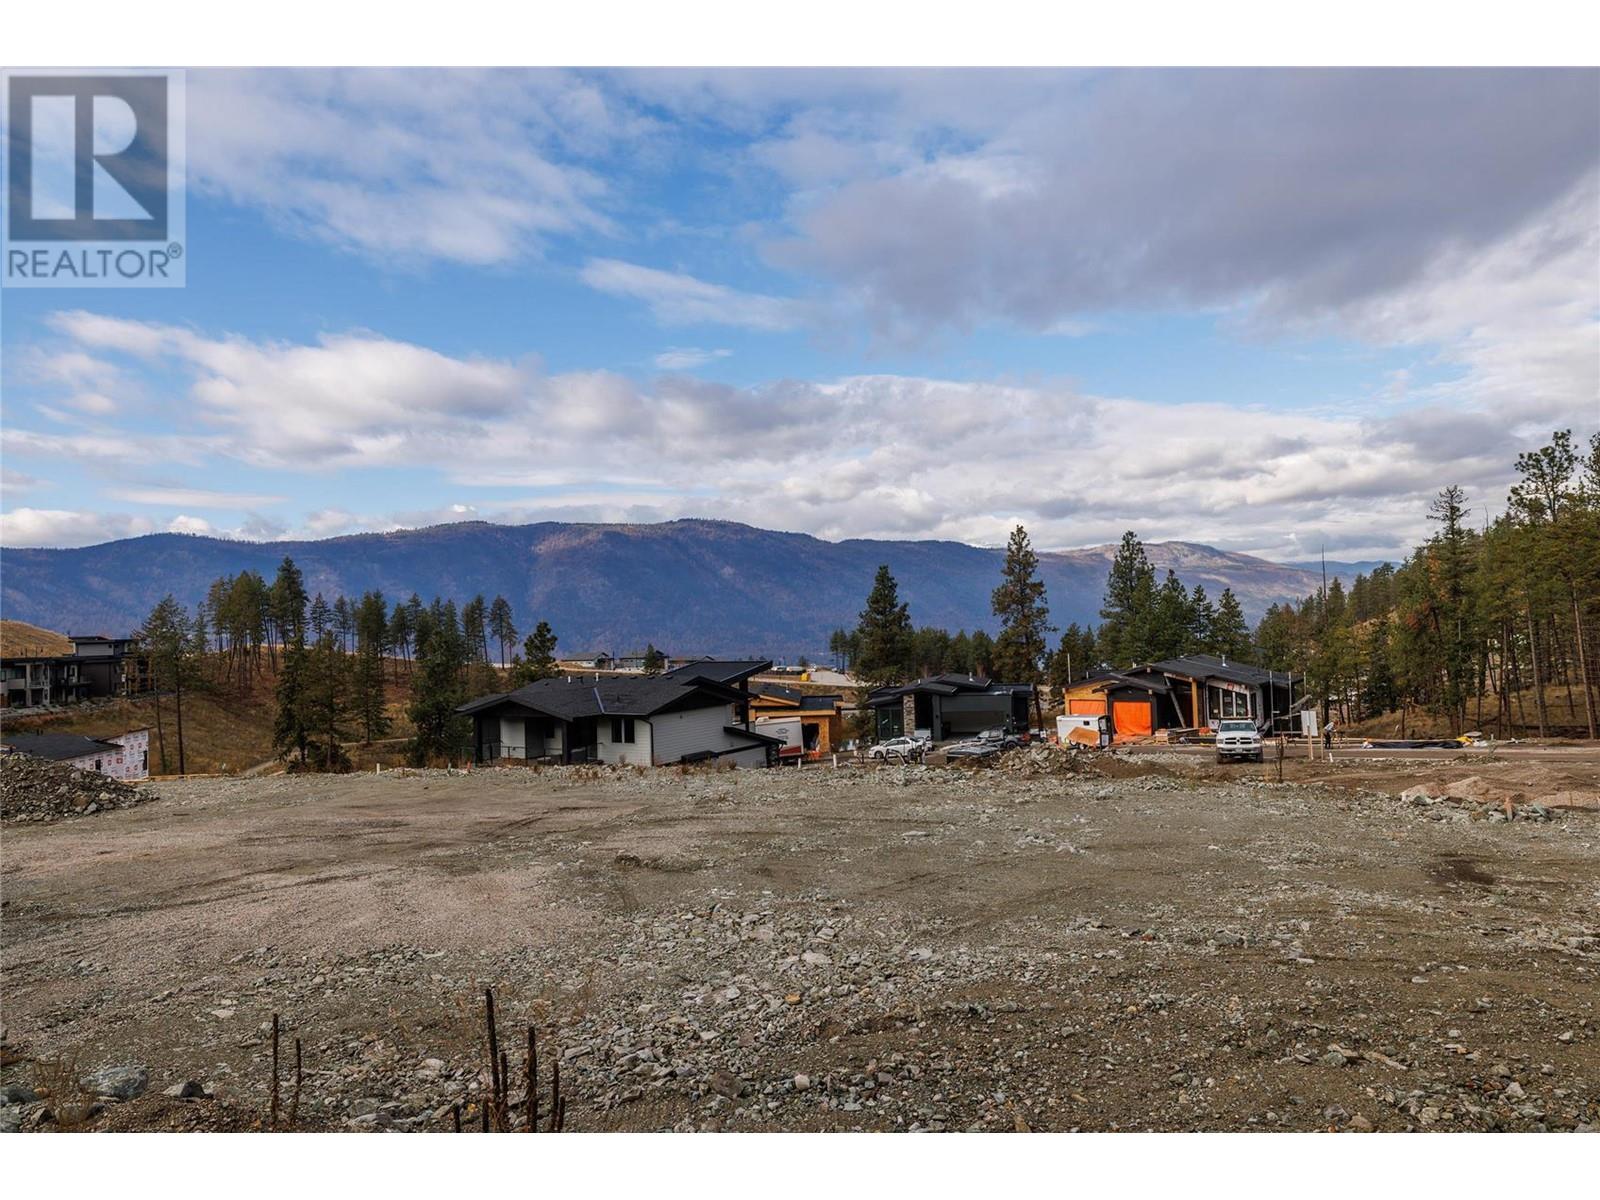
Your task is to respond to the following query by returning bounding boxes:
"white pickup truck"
[1214,718,1264,763]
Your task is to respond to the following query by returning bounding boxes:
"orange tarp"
[1068,698,1107,715]
[1112,700,1153,739]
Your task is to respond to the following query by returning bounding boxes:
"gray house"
[866,674,1034,743]
[457,660,780,768]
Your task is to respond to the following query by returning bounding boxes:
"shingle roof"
[456,673,741,720]
[2,732,123,761]
[661,658,773,686]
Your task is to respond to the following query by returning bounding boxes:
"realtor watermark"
[3,68,185,287]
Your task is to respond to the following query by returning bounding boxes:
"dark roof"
[660,659,773,686]
[456,673,742,721]
[865,674,1034,708]
[1092,670,1171,695]
[1,732,123,761]
[725,725,785,745]
[749,682,840,711]
[1147,654,1297,687]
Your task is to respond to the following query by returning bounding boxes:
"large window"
[610,717,636,744]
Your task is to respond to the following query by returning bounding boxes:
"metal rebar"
[270,1012,280,1128]
[548,1053,561,1132]
[534,1024,547,1139]
[484,987,501,1128]
[289,1037,303,1128]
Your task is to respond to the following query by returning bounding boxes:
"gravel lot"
[2,753,1597,1132]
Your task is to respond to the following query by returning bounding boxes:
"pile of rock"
[1399,776,1557,823]
[997,744,1103,778]
[0,752,150,823]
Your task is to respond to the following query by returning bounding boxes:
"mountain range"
[0,519,1353,658]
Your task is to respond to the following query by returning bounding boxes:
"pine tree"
[304,629,354,771]
[512,621,559,685]
[408,601,470,765]
[270,557,312,764]
[488,595,517,666]
[136,594,196,775]
[1098,532,1156,665]
[642,643,666,675]
[854,565,914,689]
[990,525,1054,722]
[1210,588,1252,660]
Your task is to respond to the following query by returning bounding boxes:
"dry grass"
[0,619,72,658]
[6,657,419,775]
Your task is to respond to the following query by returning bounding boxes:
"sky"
[2,67,1597,561]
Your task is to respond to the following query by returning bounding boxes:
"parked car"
[868,735,927,762]
[1214,718,1264,763]
[943,738,1001,760]
[975,727,1021,751]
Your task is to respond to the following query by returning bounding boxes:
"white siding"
[596,716,653,766]
[649,702,769,767]
[499,717,526,758]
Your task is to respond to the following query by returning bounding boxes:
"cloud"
[188,69,635,266]
[106,487,289,509]
[580,259,805,330]
[653,346,732,370]
[9,311,1593,557]
[0,508,158,548]
[764,70,1598,331]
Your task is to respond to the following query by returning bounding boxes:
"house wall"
[498,716,526,758]
[105,729,150,780]
[596,715,653,766]
[649,702,766,766]
[939,693,1016,737]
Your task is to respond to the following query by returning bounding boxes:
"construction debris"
[0,752,152,823]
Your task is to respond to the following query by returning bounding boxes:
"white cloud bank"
[5,313,1592,556]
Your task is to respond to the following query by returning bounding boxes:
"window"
[610,717,636,744]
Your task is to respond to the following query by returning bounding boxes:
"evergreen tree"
[136,594,197,775]
[462,595,489,662]
[488,595,517,666]
[512,621,559,685]
[1098,532,1157,665]
[408,601,470,766]
[642,643,666,675]
[270,558,312,765]
[1210,588,1252,661]
[1048,623,1098,689]
[990,525,1054,723]
[304,629,354,771]
[1149,570,1194,660]
[854,565,914,689]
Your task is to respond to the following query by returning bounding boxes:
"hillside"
[0,619,73,658]
[0,520,1346,658]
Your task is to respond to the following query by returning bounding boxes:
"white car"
[1215,718,1264,763]
[869,736,927,762]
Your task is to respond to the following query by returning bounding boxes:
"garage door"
[1112,699,1153,739]
[1068,698,1107,716]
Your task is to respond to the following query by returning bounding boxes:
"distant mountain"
[0,520,1339,658]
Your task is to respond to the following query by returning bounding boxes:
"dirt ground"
[2,749,1597,1133]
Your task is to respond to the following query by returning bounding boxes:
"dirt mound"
[0,753,151,823]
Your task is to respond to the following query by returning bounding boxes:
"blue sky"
[2,67,1596,559]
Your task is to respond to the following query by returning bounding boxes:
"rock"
[801,950,832,967]
[1556,1031,1574,1044]
[1348,1114,1374,1132]
[0,1083,38,1105]
[0,1106,21,1133]
[793,1073,811,1091]
[707,1070,746,1100]
[1503,1081,1526,1100]
[81,1065,149,1100]
[162,1080,208,1099]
